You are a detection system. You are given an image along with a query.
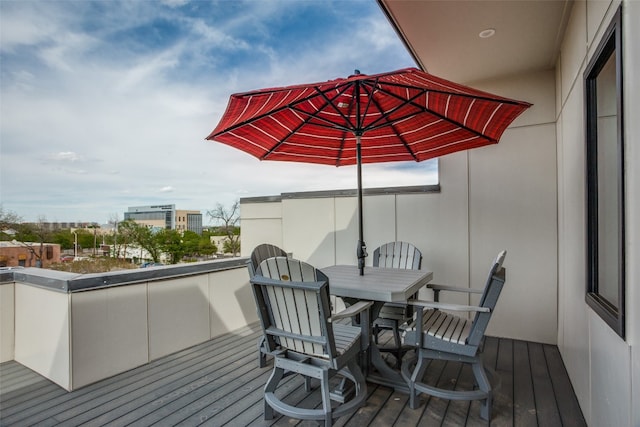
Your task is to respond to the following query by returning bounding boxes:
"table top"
[321,265,433,303]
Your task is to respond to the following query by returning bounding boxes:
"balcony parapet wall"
[1,258,247,292]
[0,259,256,391]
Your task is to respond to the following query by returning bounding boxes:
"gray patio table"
[322,265,434,392]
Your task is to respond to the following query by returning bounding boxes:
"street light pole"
[92,225,97,257]
[73,231,78,259]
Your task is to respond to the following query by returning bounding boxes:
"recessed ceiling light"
[479,28,496,39]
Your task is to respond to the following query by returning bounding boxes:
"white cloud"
[160,0,189,7]
[51,152,81,162]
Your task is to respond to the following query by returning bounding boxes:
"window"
[585,6,625,338]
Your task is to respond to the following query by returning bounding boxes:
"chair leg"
[408,353,429,409]
[257,336,267,368]
[472,361,492,421]
[264,366,284,420]
[320,368,333,427]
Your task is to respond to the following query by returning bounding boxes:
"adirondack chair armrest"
[427,283,484,294]
[407,299,490,313]
[329,300,374,323]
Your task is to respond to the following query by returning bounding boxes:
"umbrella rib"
[372,78,528,106]
[366,88,419,161]
[320,83,363,129]
[261,84,358,162]
[359,76,379,131]
[360,81,496,142]
[260,114,317,160]
[287,105,353,132]
[314,83,360,165]
[276,83,361,135]
[209,82,354,139]
[291,84,359,166]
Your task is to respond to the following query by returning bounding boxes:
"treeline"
[1,203,241,266]
[1,219,239,265]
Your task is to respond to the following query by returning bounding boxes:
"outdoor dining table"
[322,265,434,392]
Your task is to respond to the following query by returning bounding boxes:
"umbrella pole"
[356,134,367,275]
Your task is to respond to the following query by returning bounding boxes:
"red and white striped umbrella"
[207,67,531,274]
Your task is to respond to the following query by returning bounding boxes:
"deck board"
[513,339,538,427]
[543,345,586,427]
[0,323,586,427]
[494,337,515,426]
[529,343,562,426]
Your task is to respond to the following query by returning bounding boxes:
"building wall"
[0,243,61,268]
[125,204,175,229]
[175,210,202,234]
[14,283,71,389]
[240,68,559,345]
[186,212,203,235]
[125,205,202,234]
[241,201,284,256]
[625,3,640,425]
[556,1,638,425]
[0,282,14,362]
[467,70,559,345]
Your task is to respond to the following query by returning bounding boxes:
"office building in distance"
[124,205,202,235]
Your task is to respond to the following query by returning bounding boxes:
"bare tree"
[107,213,123,258]
[116,219,138,261]
[1,208,55,267]
[207,201,240,256]
[16,216,51,268]
[0,205,22,232]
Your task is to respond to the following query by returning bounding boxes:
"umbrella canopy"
[207,67,531,274]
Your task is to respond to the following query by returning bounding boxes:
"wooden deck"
[0,323,585,426]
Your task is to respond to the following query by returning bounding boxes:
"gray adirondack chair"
[251,256,372,426]
[401,250,507,421]
[372,242,422,364]
[248,243,288,368]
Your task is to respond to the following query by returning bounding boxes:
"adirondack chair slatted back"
[466,250,507,347]
[248,243,287,277]
[253,257,336,359]
[373,241,422,270]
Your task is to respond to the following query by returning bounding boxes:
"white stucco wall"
[14,283,71,390]
[240,201,283,257]
[625,1,640,424]
[556,1,637,425]
[0,282,14,362]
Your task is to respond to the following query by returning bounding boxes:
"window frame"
[584,6,625,338]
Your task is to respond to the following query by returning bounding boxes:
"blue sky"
[1,0,437,224]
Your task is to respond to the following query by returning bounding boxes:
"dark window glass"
[585,6,625,338]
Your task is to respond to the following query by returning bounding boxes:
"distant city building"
[30,222,97,231]
[177,210,203,235]
[0,241,61,268]
[125,205,175,229]
[125,205,203,235]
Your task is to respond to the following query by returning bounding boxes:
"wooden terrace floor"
[0,323,585,426]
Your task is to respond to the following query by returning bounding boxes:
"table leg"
[343,298,409,393]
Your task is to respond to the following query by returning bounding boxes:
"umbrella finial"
[354,69,361,75]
